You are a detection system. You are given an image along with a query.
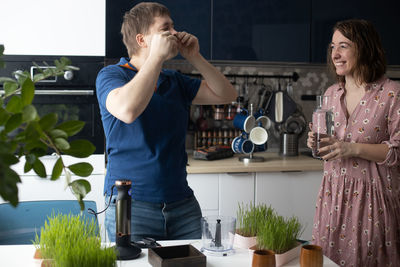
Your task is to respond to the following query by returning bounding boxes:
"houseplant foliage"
[34,213,116,266]
[236,202,275,237]
[256,213,303,254]
[0,44,95,210]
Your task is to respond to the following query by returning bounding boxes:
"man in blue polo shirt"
[96,2,237,242]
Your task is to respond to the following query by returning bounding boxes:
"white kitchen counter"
[0,240,338,267]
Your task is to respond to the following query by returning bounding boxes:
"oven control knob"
[64,70,74,80]
[14,70,24,80]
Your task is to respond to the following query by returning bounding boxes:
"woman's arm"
[319,139,389,162]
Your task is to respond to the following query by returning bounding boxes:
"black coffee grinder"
[113,180,141,260]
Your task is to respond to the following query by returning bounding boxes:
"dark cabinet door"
[212,0,311,62]
[311,0,400,64]
[106,0,211,59]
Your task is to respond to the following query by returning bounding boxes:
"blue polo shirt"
[96,58,200,203]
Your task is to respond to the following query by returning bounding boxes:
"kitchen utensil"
[113,180,142,260]
[265,90,297,124]
[312,95,334,159]
[201,215,236,256]
[275,90,283,123]
[283,114,306,135]
[279,133,298,157]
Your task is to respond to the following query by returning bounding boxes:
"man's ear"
[136,33,147,48]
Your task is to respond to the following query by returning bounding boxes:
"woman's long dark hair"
[327,19,387,85]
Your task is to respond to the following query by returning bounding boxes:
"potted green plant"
[0,44,95,210]
[253,213,304,266]
[33,213,117,266]
[234,202,275,249]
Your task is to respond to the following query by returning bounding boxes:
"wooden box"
[148,244,206,267]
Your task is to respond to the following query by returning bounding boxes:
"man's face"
[146,15,177,39]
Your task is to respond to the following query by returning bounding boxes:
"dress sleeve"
[378,84,400,167]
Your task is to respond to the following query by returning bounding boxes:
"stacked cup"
[232,108,270,154]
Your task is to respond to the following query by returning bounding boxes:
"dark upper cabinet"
[106,1,400,64]
[212,0,311,62]
[311,0,400,64]
[106,0,211,59]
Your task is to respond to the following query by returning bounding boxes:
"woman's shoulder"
[383,78,400,92]
[324,83,342,96]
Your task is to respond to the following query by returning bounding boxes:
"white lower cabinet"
[188,170,323,241]
[255,171,323,240]
[219,173,255,218]
[187,174,219,216]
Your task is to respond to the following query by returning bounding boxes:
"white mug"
[249,127,268,145]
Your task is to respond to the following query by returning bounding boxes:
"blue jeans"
[104,195,202,242]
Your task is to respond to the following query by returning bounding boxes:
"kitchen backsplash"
[164,60,400,151]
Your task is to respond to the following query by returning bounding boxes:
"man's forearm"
[188,54,237,102]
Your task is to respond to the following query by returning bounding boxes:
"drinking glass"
[312,95,334,159]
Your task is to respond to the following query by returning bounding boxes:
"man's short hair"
[121,2,170,57]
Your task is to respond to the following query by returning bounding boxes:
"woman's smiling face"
[330,30,357,77]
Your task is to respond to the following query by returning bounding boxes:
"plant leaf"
[39,113,58,131]
[22,104,37,122]
[5,95,23,113]
[0,153,19,165]
[3,81,18,97]
[4,113,22,133]
[25,140,47,152]
[55,120,85,137]
[54,137,70,151]
[0,77,15,84]
[0,165,21,207]
[24,161,33,173]
[65,170,71,190]
[62,139,95,158]
[0,108,10,125]
[21,78,35,105]
[25,121,42,141]
[51,157,63,181]
[33,158,46,178]
[48,129,67,139]
[0,44,4,55]
[67,162,93,177]
[69,179,91,210]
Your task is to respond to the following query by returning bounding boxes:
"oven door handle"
[34,90,94,95]
[0,89,94,96]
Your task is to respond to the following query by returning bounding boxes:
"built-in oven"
[0,55,105,154]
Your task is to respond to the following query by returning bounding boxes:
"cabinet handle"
[226,172,252,176]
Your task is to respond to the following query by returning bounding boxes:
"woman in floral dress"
[307,19,400,266]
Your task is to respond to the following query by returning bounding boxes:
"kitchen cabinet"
[187,174,219,216]
[311,0,400,64]
[187,172,255,218]
[255,171,322,240]
[219,173,255,218]
[188,170,323,241]
[212,0,311,62]
[105,0,400,64]
[106,0,211,59]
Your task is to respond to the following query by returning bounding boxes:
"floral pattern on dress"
[312,77,400,267]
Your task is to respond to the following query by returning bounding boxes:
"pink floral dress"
[312,77,400,267]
